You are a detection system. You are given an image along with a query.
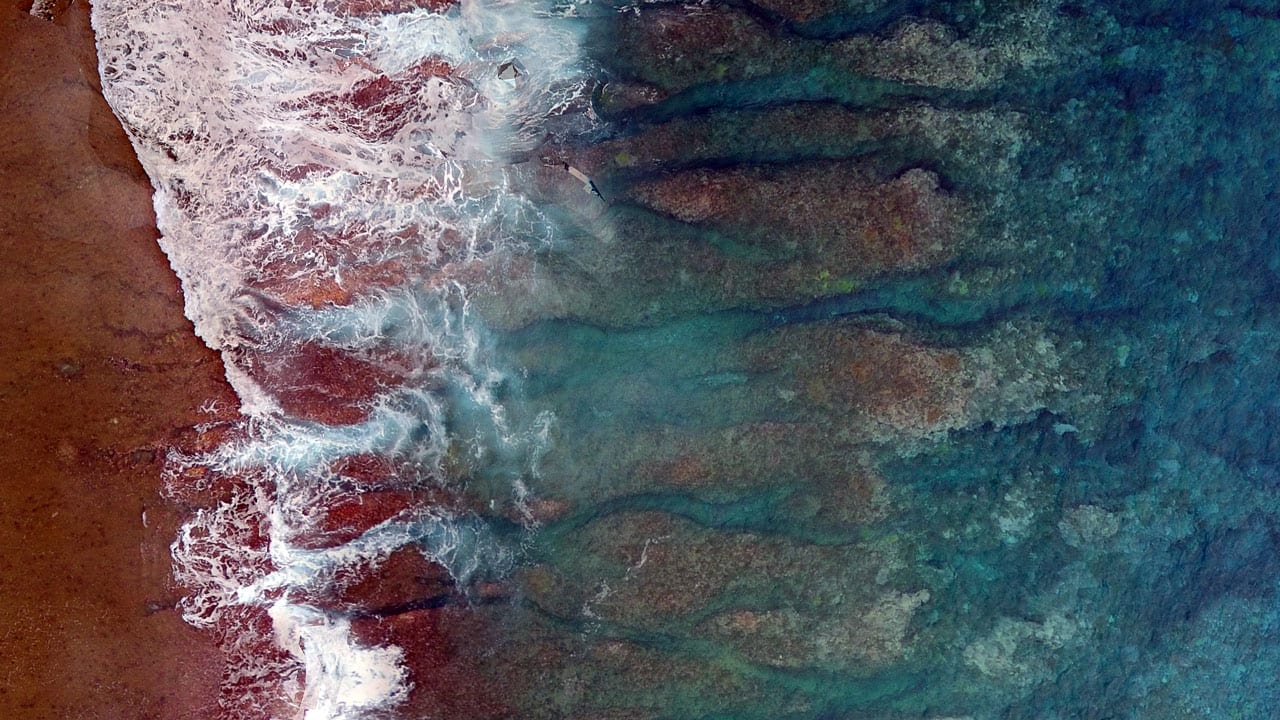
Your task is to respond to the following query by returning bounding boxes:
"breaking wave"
[91,0,593,716]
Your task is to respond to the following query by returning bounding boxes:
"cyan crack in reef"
[445,1,1280,718]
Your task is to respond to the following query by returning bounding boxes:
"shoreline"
[0,1,237,716]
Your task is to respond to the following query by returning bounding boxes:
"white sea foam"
[93,0,591,715]
[270,603,411,720]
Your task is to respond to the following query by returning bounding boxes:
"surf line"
[92,1,589,717]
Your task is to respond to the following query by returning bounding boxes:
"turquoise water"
[456,1,1280,717]
[95,0,1280,713]
[94,0,1280,712]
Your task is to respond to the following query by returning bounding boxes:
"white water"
[92,0,591,716]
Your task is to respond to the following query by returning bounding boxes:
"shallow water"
[93,0,1280,717]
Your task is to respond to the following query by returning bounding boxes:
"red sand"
[0,4,531,717]
[0,1,236,716]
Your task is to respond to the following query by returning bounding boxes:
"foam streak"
[92,0,589,716]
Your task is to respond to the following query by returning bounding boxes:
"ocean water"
[91,0,1280,718]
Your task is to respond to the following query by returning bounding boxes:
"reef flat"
[456,1,1280,718]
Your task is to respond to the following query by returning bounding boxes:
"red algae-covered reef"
[443,0,1280,718]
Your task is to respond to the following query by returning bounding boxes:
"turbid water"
[90,0,1280,717]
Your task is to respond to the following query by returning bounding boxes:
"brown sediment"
[350,606,513,720]
[752,325,976,439]
[250,257,413,309]
[281,486,450,549]
[627,163,966,275]
[612,4,803,92]
[0,1,234,716]
[297,56,464,142]
[233,340,402,425]
[322,545,456,613]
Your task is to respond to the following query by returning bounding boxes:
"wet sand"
[0,1,236,716]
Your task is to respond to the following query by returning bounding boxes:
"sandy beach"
[0,1,236,716]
